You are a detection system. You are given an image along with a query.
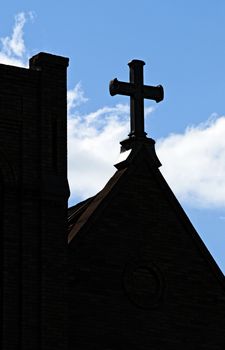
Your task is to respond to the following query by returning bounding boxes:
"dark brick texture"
[0,53,69,350]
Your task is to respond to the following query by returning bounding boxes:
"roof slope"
[68,140,224,284]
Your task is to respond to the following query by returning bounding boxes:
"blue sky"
[1,1,225,273]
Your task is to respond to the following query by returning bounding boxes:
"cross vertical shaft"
[129,60,146,138]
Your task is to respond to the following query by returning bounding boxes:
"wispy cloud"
[0,12,32,67]
[67,83,88,114]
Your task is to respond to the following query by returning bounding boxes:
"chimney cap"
[29,52,69,70]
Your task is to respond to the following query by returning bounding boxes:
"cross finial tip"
[128,59,145,67]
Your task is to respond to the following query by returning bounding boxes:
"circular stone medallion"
[123,260,164,309]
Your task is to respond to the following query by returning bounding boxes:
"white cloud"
[68,102,129,200]
[67,83,88,114]
[1,12,26,57]
[67,86,154,201]
[0,12,32,67]
[157,117,225,208]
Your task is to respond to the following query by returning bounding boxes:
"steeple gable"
[68,60,225,349]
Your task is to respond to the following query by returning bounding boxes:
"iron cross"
[109,59,164,138]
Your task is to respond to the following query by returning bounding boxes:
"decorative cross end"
[109,78,120,96]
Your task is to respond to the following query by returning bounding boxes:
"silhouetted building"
[1,52,69,350]
[1,53,225,350]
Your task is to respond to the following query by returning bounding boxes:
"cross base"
[114,136,162,170]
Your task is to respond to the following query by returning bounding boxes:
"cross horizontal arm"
[109,78,135,97]
[143,85,164,103]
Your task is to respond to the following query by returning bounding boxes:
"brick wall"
[0,53,69,350]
